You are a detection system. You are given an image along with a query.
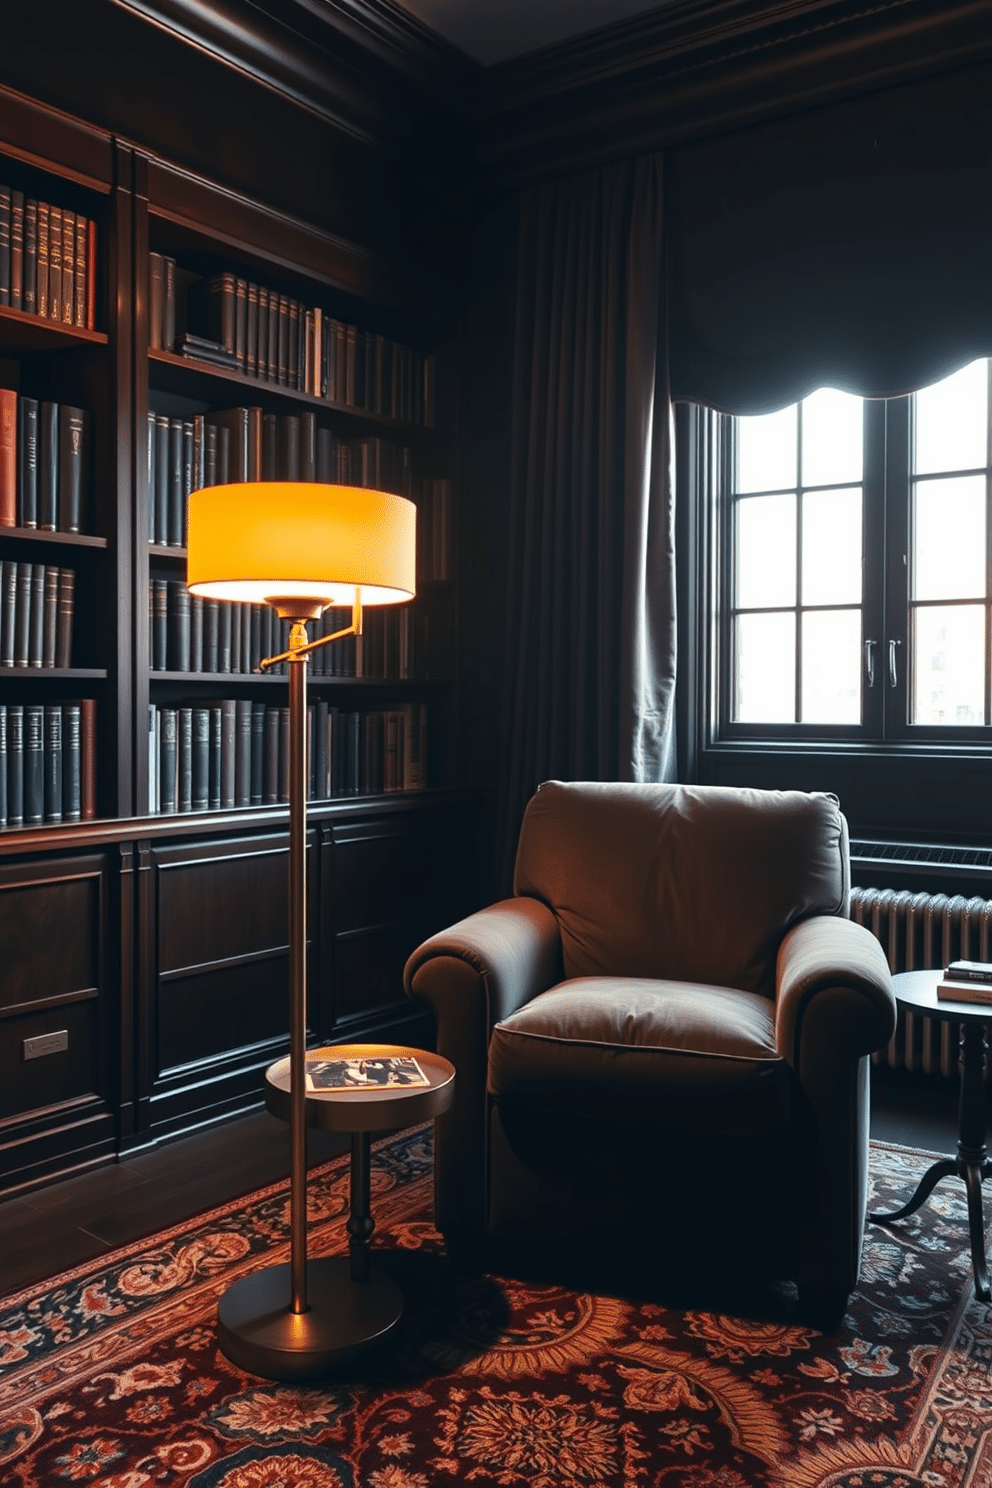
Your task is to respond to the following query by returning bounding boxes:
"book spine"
[13,560,31,666]
[86,218,97,331]
[38,402,58,530]
[154,415,169,544]
[246,281,258,377]
[215,272,236,352]
[61,210,75,326]
[235,277,247,367]
[23,702,44,824]
[55,567,75,668]
[35,201,49,317]
[168,418,183,546]
[204,599,219,672]
[18,396,38,528]
[0,706,6,828]
[159,706,177,814]
[148,251,163,350]
[218,602,232,673]
[189,593,203,673]
[178,706,193,812]
[264,707,279,803]
[0,186,9,305]
[250,702,265,805]
[1,560,15,666]
[48,204,62,321]
[191,706,210,810]
[74,213,87,328]
[257,287,269,380]
[151,578,167,670]
[217,698,235,808]
[208,704,222,809]
[43,564,58,667]
[167,578,190,671]
[9,190,23,310]
[163,255,176,350]
[28,562,44,666]
[62,702,81,822]
[0,387,15,527]
[235,699,253,806]
[7,705,24,826]
[58,406,86,533]
[23,199,37,314]
[44,703,62,822]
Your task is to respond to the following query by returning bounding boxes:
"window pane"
[913,476,986,600]
[914,358,988,475]
[736,494,796,608]
[736,404,797,494]
[802,488,862,606]
[734,612,795,722]
[801,388,863,488]
[912,605,985,725]
[801,610,862,723]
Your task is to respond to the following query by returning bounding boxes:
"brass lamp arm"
[258,596,363,672]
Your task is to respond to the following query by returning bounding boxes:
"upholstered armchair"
[404,781,896,1325]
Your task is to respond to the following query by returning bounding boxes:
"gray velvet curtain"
[499,153,674,887]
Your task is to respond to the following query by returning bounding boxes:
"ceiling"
[390,0,667,65]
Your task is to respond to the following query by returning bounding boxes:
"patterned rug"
[1,1132,991,1488]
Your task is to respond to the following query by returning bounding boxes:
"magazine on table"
[305,1055,430,1091]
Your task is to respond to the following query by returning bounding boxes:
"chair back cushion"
[512,781,848,997]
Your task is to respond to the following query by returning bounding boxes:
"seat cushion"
[488,978,792,1132]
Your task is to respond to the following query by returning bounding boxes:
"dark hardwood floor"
[0,1067,969,1298]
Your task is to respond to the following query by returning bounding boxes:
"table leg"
[348,1131,374,1283]
[869,1017,991,1302]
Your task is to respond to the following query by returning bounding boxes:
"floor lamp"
[186,480,416,1381]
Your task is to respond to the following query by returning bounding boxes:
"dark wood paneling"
[0,870,100,1013]
[156,841,289,974]
[158,958,289,1072]
[1,1001,100,1119]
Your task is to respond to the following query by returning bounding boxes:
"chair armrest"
[775,914,896,1071]
[404,896,563,1032]
[403,897,563,1237]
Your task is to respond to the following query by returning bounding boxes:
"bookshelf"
[0,89,480,1197]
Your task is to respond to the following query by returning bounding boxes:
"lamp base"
[217,1258,404,1381]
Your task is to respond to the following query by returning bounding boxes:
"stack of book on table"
[938,961,992,1004]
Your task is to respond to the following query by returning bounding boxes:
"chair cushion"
[512,781,848,998]
[488,978,792,1132]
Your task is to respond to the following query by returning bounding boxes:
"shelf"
[148,671,433,687]
[0,526,108,550]
[0,667,107,680]
[149,543,187,561]
[148,349,443,446]
[0,305,107,353]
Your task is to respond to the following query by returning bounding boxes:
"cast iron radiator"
[849,886,992,1080]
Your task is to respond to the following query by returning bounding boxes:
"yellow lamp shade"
[187,482,417,606]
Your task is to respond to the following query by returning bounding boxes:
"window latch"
[864,638,877,689]
[889,638,902,688]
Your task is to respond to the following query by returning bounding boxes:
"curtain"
[498,153,674,887]
[669,61,992,415]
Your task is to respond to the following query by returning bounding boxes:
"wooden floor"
[0,1068,967,1297]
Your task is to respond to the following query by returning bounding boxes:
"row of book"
[149,256,435,426]
[147,405,415,548]
[0,186,98,329]
[0,390,91,532]
[0,700,97,828]
[150,584,421,678]
[1,561,75,668]
[147,700,428,814]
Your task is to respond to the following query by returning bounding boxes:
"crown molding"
[476,0,992,186]
[110,0,478,151]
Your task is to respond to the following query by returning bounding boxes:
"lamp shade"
[187,482,417,606]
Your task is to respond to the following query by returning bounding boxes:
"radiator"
[850,886,992,1079]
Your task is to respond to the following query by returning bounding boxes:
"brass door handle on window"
[889,639,901,688]
[864,639,877,688]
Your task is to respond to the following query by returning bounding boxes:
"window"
[715,358,992,744]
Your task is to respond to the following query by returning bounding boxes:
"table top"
[265,1042,455,1133]
[892,969,992,1023]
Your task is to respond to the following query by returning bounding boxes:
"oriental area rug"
[1,1131,991,1488]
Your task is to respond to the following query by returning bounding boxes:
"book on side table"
[938,960,992,1004]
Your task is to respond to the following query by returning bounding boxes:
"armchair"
[404,781,896,1325]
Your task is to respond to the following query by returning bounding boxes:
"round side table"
[868,970,992,1300]
[218,1042,453,1378]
